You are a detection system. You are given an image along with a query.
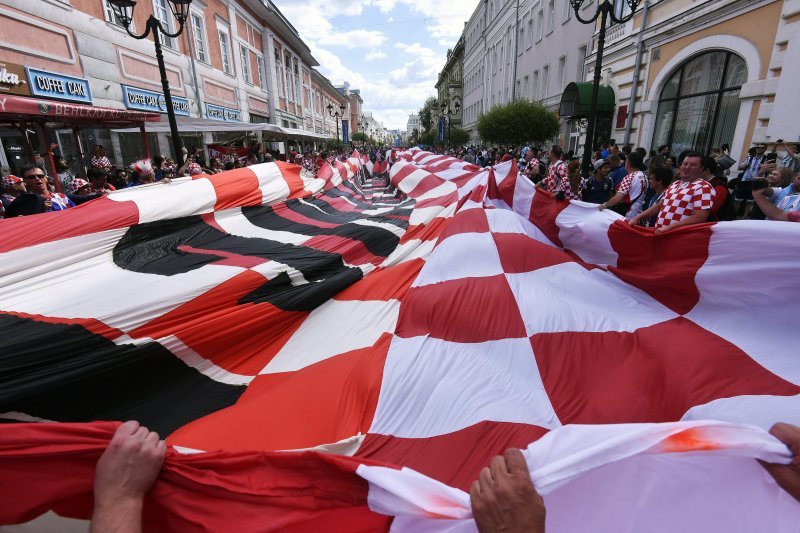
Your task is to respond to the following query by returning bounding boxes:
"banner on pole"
[438,116,446,142]
[342,119,350,144]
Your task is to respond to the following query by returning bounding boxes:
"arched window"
[652,51,746,155]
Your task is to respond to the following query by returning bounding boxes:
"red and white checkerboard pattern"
[1,149,799,532]
[655,178,716,228]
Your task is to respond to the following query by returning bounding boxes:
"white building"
[406,113,421,139]
[461,0,594,146]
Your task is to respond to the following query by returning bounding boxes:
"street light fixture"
[326,102,347,145]
[434,97,461,148]
[571,0,640,177]
[109,0,193,165]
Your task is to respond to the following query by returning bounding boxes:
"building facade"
[435,34,464,133]
[0,0,347,172]
[592,0,800,163]
[406,113,421,139]
[460,0,594,145]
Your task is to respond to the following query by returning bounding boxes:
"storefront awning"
[0,95,160,126]
[113,117,332,141]
[559,82,615,119]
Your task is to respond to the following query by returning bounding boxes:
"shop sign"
[205,103,241,122]
[122,85,190,116]
[25,67,92,104]
[0,62,30,96]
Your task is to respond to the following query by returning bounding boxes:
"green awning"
[559,82,615,118]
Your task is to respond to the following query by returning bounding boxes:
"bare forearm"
[752,192,789,221]
[603,192,625,208]
[91,498,143,533]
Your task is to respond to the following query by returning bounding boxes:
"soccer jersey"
[543,160,566,193]
[655,178,715,228]
[616,171,648,218]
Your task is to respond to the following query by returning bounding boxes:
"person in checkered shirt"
[539,145,567,194]
[598,152,648,219]
[630,152,715,234]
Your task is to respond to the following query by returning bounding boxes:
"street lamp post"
[326,103,346,145]
[109,0,193,165]
[358,116,370,145]
[570,0,640,177]
[434,97,461,149]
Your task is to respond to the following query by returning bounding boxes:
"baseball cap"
[2,175,22,188]
[71,178,90,191]
[593,159,609,171]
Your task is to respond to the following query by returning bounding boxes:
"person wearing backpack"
[583,159,614,204]
[599,152,648,219]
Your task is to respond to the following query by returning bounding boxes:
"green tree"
[448,127,471,147]
[351,132,369,143]
[419,96,438,133]
[477,99,560,146]
[418,130,436,146]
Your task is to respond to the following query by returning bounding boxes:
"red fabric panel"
[130,271,307,375]
[407,174,446,198]
[168,333,393,452]
[302,234,384,266]
[334,259,424,301]
[413,192,458,209]
[436,208,489,244]
[357,422,549,492]
[400,217,448,244]
[532,317,800,425]
[198,168,262,210]
[492,233,572,274]
[390,164,417,188]
[0,421,391,532]
[396,275,528,342]
[608,220,713,315]
[0,197,139,253]
[275,161,307,198]
[487,164,518,208]
[528,189,568,248]
[271,203,340,228]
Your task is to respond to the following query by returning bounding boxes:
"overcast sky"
[272,0,479,130]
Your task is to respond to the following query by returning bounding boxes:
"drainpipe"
[184,18,204,118]
[511,0,519,100]
[623,0,650,148]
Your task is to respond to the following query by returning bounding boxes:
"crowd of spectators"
[436,138,800,230]
[0,141,383,219]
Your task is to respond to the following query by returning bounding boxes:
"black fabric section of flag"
[0,314,245,436]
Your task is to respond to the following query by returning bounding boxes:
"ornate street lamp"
[109,0,192,165]
[326,102,346,144]
[571,0,640,177]
[434,97,461,148]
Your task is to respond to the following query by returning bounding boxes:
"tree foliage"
[448,127,471,147]
[419,97,438,133]
[351,132,369,143]
[476,99,560,146]
[417,130,436,147]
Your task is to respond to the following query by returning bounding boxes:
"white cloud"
[365,50,387,61]
[270,0,479,128]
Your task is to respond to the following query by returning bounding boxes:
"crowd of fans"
[436,138,800,230]
[0,142,384,219]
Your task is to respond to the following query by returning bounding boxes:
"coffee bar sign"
[122,85,190,116]
[26,67,92,104]
[0,62,30,96]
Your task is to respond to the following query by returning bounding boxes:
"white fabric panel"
[506,263,677,336]
[0,237,244,332]
[109,178,217,223]
[370,336,560,438]
[555,202,619,268]
[411,232,503,288]
[682,393,800,430]
[397,168,433,196]
[485,208,557,247]
[381,239,437,267]
[359,422,797,533]
[212,208,311,244]
[414,182,458,201]
[511,174,535,220]
[686,221,800,385]
[259,299,400,374]
[409,203,456,225]
[248,163,291,204]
